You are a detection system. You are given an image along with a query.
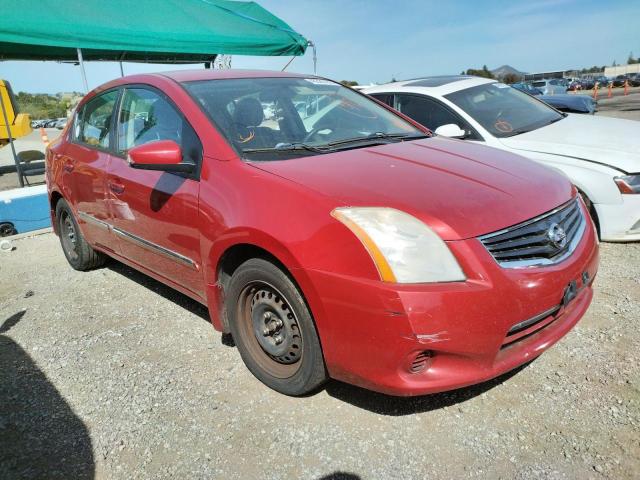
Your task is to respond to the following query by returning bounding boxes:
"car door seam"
[77,211,198,270]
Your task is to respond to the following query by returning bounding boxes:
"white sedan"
[364,76,640,241]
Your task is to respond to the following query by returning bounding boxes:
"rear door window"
[368,93,395,108]
[76,91,119,149]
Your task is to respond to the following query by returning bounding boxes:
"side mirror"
[128,140,194,173]
[434,123,466,139]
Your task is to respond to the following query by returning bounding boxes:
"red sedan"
[46,70,599,396]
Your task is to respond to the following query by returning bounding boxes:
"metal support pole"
[119,61,124,77]
[281,56,295,72]
[308,41,317,74]
[0,92,23,187]
[77,48,89,93]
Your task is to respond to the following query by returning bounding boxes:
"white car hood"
[499,114,640,173]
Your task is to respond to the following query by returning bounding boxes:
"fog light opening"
[409,350,434,374]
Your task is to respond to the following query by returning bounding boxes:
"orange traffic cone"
[608,83,613,98]
[624,79,629,96]
[40,127,49,147]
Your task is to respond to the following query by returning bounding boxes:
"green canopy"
[0,0,308,62]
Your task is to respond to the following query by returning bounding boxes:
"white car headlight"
[331,207,466,283]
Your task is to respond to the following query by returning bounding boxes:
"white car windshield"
[445,83,564,138]
[183,77,426,160]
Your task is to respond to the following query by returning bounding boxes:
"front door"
[107,86,204,297]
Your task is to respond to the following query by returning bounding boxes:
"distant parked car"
[593,76,610,88]
[580,78,595,90]
[530,79,567,95]
[55,118,67,129]
[365,76,640,241]
[628,73,640,87]
[539,94,597,114]
[568,80,582,91]
[613,75,629,87]
[511,83,542,95]
[45,119,58,128]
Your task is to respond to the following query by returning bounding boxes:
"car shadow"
[317,473,362,480]
[0,310,95,479]
[324,361,533,416]
[107,260,210,322]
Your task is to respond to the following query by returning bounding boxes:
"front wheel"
[225,258,327,396]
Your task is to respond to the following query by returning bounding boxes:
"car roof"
[157,69,314,82]
[363,75,496,96]
[89,69,320,98]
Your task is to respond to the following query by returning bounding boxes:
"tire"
[225,258,327,396]
[578,191,600,239]
[55,199,106,271]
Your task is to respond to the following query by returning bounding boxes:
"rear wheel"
[225,258,327,396]
[55,199,106,271]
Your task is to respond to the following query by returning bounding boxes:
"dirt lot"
[1,231,639,480]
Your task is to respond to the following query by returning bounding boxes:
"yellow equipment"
[1,80,32,147]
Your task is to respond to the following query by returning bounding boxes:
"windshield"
[183,77,425,160]
[445,82,563,138]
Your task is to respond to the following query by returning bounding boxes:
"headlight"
[614,174,640,194]
[331,207,466,283]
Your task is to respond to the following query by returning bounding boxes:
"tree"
[628,52,638,65]
[502,73,520,84]
[340,80,359,87]
[15,92,67,119]
[463,66,495,79]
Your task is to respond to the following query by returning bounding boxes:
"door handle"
[109,181,125,195]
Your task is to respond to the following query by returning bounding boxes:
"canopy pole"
[308,41,317,74]
[77,48,89,93]
[0,92,24,188]
[119,62,124,77]
[281,57,295,72]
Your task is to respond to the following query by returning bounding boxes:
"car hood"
[499,114,640,173]
[250,137,573,240]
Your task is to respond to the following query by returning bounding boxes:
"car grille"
[479,198,585,268]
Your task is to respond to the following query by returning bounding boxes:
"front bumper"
[596,194,640,242]
[306,207,599,396]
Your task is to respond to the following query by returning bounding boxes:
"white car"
[364,76,640,241]
[530,79,567,95]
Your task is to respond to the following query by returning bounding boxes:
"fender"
[203,227,327,338]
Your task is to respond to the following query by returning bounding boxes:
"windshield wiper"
[325,132,429,148]
[243,143,329,154]
[242,133,430,155]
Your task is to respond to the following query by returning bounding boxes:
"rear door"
[107,86,204,297]
[63,90,120,252]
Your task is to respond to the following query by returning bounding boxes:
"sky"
[1,0,638,94]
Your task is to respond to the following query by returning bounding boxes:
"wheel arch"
[206,234,326,340]
[49,189,64,234]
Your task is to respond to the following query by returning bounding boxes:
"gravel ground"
[0,233,638,480]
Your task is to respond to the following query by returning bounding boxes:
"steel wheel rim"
[59,211,79,261]
[236,281,303,379]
